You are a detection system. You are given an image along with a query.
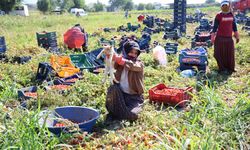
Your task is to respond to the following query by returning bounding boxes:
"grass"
[0,8,249,149]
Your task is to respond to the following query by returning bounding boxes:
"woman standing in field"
[105,41,144,121]
[211,0,240,74]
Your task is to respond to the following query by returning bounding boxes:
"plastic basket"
[38,106,100,135]
[149,83,193,107]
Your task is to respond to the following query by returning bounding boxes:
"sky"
[23,0,221,5]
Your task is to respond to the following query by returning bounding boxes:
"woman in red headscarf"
[211,0,240,74]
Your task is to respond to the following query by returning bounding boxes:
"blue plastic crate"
[18,86,38,108]
[62,73,83,84]
[36,62,54,82]
[0,45,6,53]
[18,86,38,100]
[180,63,206,71]
[179,47,208,65]
[0,36,5,45]
[44,79,72,92]
[165,43,178,54]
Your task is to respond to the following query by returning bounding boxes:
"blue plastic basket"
[39,106,100,135]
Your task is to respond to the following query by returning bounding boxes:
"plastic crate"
[18,86,38,108]
[36,31,57,49]
[62,73,83,84]
[44,79,72,91]
[149,83,192,107]
[0,45,6,53]
[191,41,211,48]
[180,63,207,71]
[70,54,95,70]
[165,43,178,54]
[179,47,208,65]
[0,36,5,45]
[36,62,54,82]
[12,56,31,64]
[50,55,80,78]
[18,86,38,100]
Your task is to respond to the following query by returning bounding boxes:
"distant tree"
[73,0,85,8]
[0,0,21,14]
[145,3,155,10]
[109,0,127,10]
[93,1,104,12]
[37,0,51,13]
[61,0,74,11]
[123,1,133,11]
[137,3,145,10]
[205,0,215,4]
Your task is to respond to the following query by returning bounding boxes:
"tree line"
[0,0,216,14]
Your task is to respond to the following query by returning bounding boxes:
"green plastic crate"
[70,54,94,70]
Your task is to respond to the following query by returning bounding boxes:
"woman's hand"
[234,31,240,44]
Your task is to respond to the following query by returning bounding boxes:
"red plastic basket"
[149,83,193,107]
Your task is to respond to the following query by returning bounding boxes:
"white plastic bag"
[152,45,167,66]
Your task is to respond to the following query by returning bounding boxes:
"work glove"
[234,31,240,44]
[112,54,126,65]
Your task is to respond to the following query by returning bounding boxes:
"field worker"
[74,24,88,51]
[211,0,239,74]
[124,9,129,19]
[105,41,144,121]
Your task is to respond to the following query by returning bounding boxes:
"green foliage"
[123,0,133,11]
[37,0,51,13]
[93,1,105,12]
[137,3,145,10]
[0,0,21,14]
[0,8,249,149]
[109,0,128,10]
[145,3,155,10]
[205,0,216,4]
[60,0,74,11]
[73,0,85,8]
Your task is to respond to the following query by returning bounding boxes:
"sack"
[152,45,167,66]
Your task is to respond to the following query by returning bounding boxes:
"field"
[0,7,249,149]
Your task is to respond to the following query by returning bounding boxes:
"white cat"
[96,45,119,84]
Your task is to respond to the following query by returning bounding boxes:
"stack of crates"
[195,19,211,32]
[179,47,208,71]
[165,43,178,54]
[138,33,151,52]
[191,32,211,48]
[36,31,58,51]
[0,36,6,54]
[173,0,187,33]
[143,16,155,28]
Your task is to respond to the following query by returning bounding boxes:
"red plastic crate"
[149,83,193,107]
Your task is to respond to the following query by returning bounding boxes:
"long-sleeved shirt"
[212,12,237,37]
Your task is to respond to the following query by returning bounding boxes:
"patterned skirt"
[214,36,235,72]
[105,84,144,121]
